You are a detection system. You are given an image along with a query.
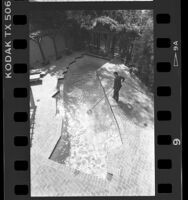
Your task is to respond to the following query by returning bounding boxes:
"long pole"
[88,89,113,112]
[96,72,123,144]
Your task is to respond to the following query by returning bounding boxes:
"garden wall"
[30,34,67,68]
[30,40,44,68]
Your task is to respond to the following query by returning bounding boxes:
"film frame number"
[173,138,181,146]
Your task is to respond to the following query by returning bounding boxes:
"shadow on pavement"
[117,100,149,128]
[50,133,71,164]
[118,100,133,115]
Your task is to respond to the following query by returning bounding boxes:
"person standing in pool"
[113,72,125,102]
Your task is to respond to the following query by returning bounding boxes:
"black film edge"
[2,0,182,199]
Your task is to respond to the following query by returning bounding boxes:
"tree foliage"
[131,15,154,91]
[30,10,153,91]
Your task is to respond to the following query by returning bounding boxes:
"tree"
[29,10,154,91]
[131,15,154,91]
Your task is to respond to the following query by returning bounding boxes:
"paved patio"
[31,53,154,196]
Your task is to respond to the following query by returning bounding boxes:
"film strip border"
[2,0,182,199]
[3,0,30,197]
[155,0,182,198]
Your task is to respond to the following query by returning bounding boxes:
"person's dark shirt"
[113,75,125,90]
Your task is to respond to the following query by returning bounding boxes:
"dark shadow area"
[118,100,133,115]
[50,133,71,164]
[30,80,42,86]
[117,100,150,128]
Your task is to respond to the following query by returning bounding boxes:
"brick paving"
[31,52,84,156]
[31,53,154,196]
[99,62,155,196]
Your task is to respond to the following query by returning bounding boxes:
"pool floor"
[50,55,154,183]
